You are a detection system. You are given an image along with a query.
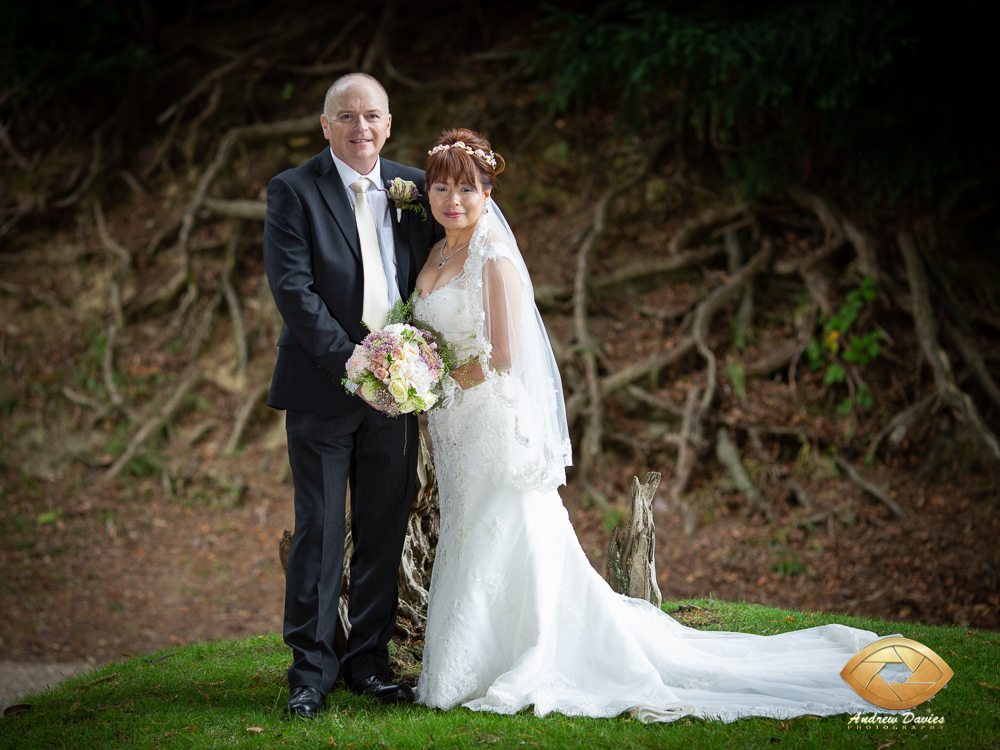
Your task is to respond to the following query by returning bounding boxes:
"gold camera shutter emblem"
[841,637,954,710]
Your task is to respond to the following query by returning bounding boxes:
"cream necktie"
[351,178,389,330]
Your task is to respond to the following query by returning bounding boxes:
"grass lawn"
[1,599,996,749]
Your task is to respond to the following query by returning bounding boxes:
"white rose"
[388,378,408,403]
[404,365,430,393]
[399,399,419,413]
[360,380,378,401]
[388,361,404,378]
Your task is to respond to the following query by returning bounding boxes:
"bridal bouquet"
[343,323,446,415]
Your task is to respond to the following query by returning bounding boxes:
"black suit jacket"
[264,149,437,415]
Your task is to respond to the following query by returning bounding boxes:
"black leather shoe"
[286,685,325,718]
[350,675,414,704]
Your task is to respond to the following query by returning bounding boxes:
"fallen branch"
[832,455,905,519]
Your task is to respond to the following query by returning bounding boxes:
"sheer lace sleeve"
[461,201,573,492]
[481,254,522,375]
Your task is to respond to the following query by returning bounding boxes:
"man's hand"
[358,387,384,411]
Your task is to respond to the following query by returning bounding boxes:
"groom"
[263,73,439,717]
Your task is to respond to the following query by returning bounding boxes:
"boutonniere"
[384,177,428,222]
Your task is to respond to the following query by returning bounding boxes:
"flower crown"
[427,140,498,169]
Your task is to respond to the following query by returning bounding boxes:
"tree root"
[534,246,722,307]
[691,238,773,416]
[572,175,617,504]
[134,115,314,315]
[666,205,746,255]
[624,384,685,418]
[182,81,223,168]
[223,384,269,457]
[565,338,697,426]
[220,227,248,387]
[864,393,938,462]
[832,455,905,519]
[715,427,772,520]
[202,198,267,220]
[942,320,1000,412]
[670,383,702,534]
[898,231,1000,461]
[571,135,672,501]
[99,366,202,485]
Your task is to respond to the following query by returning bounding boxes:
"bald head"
[319,73,392,174]
[323,73,390,118]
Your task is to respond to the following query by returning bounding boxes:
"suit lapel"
[380,160,412,300]
[314,150,361,261]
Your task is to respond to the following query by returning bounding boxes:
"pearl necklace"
[438,239,470,269]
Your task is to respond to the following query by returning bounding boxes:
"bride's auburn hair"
[425,128,505,192]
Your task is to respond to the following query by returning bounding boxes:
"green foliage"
[542,1,998,199]
[724,361,747,401]
[602,507,625,534]
[35,510,63,525]
[804,277,883,417]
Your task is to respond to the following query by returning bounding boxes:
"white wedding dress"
[412,202,888,723]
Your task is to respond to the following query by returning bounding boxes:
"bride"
[410,128,887,723]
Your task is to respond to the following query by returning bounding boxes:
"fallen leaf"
[247,726,264,733]
[975,681,1000,690]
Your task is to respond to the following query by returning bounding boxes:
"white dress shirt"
[330,148,401,306]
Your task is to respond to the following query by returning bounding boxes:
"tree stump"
[605,472,664,608]
[278,431,440,658]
